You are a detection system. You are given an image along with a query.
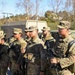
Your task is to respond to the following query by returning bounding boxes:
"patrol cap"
[24,28,29,32]
[57,21,71,29]
[28,26,38,31]
[0,30,5,39]
[42,27,50,31]
[13,28,22,34]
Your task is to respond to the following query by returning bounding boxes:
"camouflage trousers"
[45,68,74,75]
[10,61,22,75]
[45,64,56,75]
[45,63,74,75]
[26,63,40,75]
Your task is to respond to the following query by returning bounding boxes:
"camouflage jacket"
[57,35,75,72]
[9,37,27,61]
[43,34,54,42]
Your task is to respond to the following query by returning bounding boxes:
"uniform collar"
[31,35,39,43]
[44,35,53,41]
[63,35,71,42]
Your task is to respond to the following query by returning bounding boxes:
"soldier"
[51,21,75,75]
[42,27,54,42]
[9,28,27,75]
[42,27,56,75]
[0,30,9,75]
[23,26,45,75]
[24,28,31,43]
[8,36,16,44]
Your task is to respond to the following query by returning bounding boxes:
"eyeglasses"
[42,30,46,32]
[25,31,29,33]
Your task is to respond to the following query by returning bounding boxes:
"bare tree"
[16,0,33,20]
[33,0,42,20]
[0,0,6,18]
[65,0,75,15]
[48,0,64,13]
[35,0,39,19]
[65,0,72,8]
[0,0,6,11]
[64,0,72,12]
[72,0,75,14]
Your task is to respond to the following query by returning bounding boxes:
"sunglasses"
[13,33,17,35]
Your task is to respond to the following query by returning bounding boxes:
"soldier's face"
[25,31,30,37]
[13,33,20,39]
[42,30,48,36]
[29,30,38,38]
[0,39,1,44]
[0,39,4,44]
[58,28,68,36]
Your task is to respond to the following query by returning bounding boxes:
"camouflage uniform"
[9,28,27,75]
[42,27,55,75]
[24,26,45,75]
[58,35,75,75]
[42,27,53,42]
[9,36,16,44]
[0,30,9,75]
[51,21,75,75]
[24,28,31,43]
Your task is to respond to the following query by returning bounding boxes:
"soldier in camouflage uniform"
[9,36,16,44]
[42,27,55,75]
[24,28,31,43]
[9,28,27,75]
[0,30,9,75]
[51,21,75,75]
[23,26,45,75]
[42,27,54,42]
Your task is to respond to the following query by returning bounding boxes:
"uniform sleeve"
[59,43,75,68]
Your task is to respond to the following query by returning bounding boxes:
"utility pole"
[2,12,13,17]
[2,12,13,24]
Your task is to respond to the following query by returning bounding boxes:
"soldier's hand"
[24,54,27,58]
[24,53,33,60]
[28,53,33,60]
[51,58,58,64]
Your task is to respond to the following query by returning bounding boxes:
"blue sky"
[0,0,50,18]
[0,0,25,18]
[0,0,69,18]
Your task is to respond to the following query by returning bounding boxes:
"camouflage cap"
[13,28,22,34]
[24,28,29,32]
[42,27,50,31]
[57,21,71,29]
[0,30,5,39]
[28,26,38,31]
